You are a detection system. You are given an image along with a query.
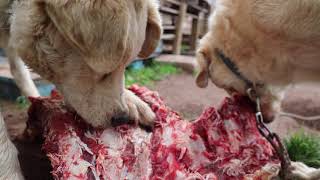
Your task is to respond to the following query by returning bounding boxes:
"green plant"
[193,69,198,77]
[16,96,30,109]
[181,44,189,54]
[125,61,180,87]
[285,131,320,168]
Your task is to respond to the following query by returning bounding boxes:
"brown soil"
[151,72,228,120]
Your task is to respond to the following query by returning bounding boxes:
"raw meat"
[27,85,280,180]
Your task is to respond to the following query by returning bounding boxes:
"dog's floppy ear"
[196,50,211,88]
[138,1,162,58]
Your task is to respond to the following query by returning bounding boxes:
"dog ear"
[195,50,211,88]
[138,1,162,58]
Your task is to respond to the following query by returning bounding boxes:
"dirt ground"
[152,73,228,120]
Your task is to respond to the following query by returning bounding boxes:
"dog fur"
[0,113,24,180]
[196,0,320,179]
[9,0,162,128]
[0,0,162,178]
[196,0,320,122]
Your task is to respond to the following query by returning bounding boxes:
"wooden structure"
[160,0,211,55]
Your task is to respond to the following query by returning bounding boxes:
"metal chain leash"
[215,49,294,179]
[247,88,293,180]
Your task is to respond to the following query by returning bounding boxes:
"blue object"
[154,40,163,55]
[146,40,163,58]
[127,40,163,70]
[129,60,145,70]
[0,77,55,101]
[35,80,56,97]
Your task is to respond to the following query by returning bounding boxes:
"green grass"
[285,131,320,168]
[125,61,181,87]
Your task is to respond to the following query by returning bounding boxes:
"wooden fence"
[159,0,211,55]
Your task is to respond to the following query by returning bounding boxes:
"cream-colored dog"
[196,0,320,179]
[197,0,320,122]
[10,0,162,127]
[0,0,162,179]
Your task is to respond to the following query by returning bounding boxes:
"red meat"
[27,85,279,180]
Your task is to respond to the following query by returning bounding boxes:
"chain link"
[247,88,293,179]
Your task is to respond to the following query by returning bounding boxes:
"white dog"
[0,0,162,179]
[196,0,320,179]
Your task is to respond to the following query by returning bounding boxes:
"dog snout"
[111,112,133,127]
[261,103,276,123]
[262,110,275,123]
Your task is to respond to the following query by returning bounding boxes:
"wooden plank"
[161,14,174,25]
[189,4,209,13]
[190,12,204,51]
[173,2,187,55]
[162,34,175,40]
[187,13,198,19]
[163,0,180,6]
[162,44,173,53]
[200,13,210,36]
[190,18,199,51]
[188,0,199,6]
[199,13,208,37]
[160,6,179,15]
[163,25,176,30]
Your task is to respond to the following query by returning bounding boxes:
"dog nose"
[262,111,275,123]
[111,113,132,127]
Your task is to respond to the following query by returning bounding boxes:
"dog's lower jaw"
[0,114,24,180]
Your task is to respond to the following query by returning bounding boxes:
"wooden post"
[190,12,204,51]
[202,13,209,35]
[190,18,199,52]
[173,2,187,55]
[200,12,207,36]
